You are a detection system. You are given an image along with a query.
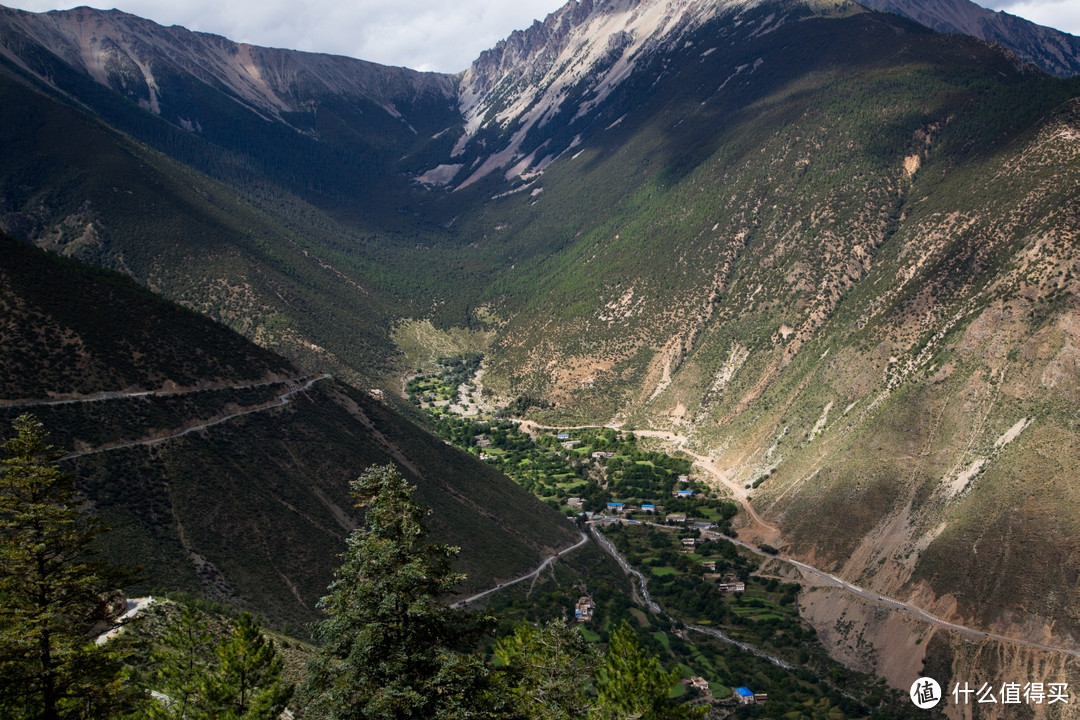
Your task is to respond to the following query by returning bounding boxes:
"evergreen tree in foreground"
[206,612,292,719]
[144,605,214,720]
[494,619,598,720]
[144,606,291,720]
[0,414,140,719]
[593,622,705,720]
[298,464,500,720]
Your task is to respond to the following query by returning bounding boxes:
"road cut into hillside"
[59,374,331,460]
[452,531,590,607]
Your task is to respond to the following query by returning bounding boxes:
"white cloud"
[4,0,569,72]
[975,0,1080,36]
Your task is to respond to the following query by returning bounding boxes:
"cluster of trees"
[406,355,485,406]
[146,607,291,719]
[0,414,140,719]
[422,405,739,527]
[0,416,704,720]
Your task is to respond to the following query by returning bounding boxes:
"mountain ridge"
[0,4,456,128]
[4,0,1076,199]
[859,0,1080,77]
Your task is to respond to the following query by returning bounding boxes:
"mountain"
[0,5,454,121]
[0,232,578,628]
[450,0,735,189]
[2,0,1080,706]
[447,0,1080,693]
[859,0,1080,77]
[0,4,458,212]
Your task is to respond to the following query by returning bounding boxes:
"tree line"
[0,415,704,720]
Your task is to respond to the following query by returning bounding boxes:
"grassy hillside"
[461,7,1079,412]
[0,234,577,628]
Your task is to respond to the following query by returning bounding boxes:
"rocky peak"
[451,0,764,188]
[857,0,1080,77]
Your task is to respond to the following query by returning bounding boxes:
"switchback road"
[59,374,331,460]
[452,531,590,608]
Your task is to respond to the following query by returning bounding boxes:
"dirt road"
[452,532,590,607]
[60,374,331,460]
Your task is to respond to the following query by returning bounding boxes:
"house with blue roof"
[734,686,767,704]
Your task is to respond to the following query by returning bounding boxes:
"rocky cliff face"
[447,0,765,188]
[858,0,1080,77]
[442,0,1080,189]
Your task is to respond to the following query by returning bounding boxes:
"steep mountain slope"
[374,0,1080,700]
[463,2,1076,409]
[0,60,418,386]
[0,4,458,220]
[447,0,748,189]
[859,0,1080,77]
[0,233,578,628]
[430,1,1080,701]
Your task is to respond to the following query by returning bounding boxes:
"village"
[411,362,740,531]
[407,357,891,716]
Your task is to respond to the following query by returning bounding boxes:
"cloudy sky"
[4,0,1078,73]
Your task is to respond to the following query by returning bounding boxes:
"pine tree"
[143,605,214,720]
[494,619,598,720]
[140,606,291,720]
[592,622,705,720]
[0,413,140,719]
[205,612,292,720]
[298,464,501,720]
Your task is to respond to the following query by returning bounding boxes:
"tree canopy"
[0,413,139,719]
[494,619,599,720]
[298,464,501,720]
[594,622,705,720]
[143,606,291,720]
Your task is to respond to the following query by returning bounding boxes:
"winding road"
[751,544,1080,659]
[626,517,1080,661]
[452,531,591,607]
[630,429,780,540]
[588,523,792,668]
